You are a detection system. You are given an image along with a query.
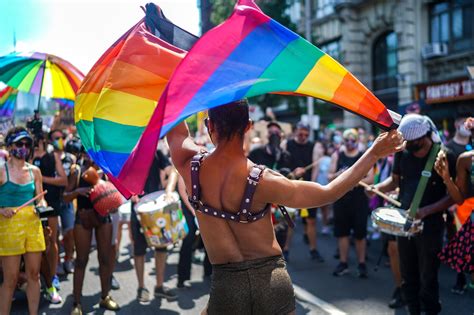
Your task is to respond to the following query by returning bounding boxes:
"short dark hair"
[49,129,65,140]
[267,121,282,131]
[208,100,249,141]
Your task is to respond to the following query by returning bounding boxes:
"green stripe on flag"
[76,118,144,154]
[245,38,325,97]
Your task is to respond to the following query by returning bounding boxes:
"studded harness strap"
[189,152,294,227]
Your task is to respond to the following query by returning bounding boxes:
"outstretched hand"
[434,150,450,181]
[370,130,405,159]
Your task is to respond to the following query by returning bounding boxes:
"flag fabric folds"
[0,86,17,118]
[124,0,399,195]
[74,3,198,196]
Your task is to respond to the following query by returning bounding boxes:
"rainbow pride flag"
[75,4,198,195]
[121,0,400,195]
[0,86,17,118]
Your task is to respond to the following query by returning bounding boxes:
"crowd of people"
[0,104,472,315]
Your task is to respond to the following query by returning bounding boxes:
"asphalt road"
[9,219,474,315]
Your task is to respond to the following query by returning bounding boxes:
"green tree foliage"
[209,0,304,113]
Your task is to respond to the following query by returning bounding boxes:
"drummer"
[167,100,404,315]
[131,146,179,304]
[373,114,456,315]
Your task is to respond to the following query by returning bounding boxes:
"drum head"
[374,207,407,225]
[118,201,132,214]
[136,191,180,213]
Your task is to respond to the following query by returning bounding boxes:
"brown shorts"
[207,255,295,315]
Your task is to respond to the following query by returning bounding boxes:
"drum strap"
[408,143,441,219]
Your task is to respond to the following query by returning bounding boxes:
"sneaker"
[321,225,331,235]
[52,275,61,291]
[56,263,66,276]
[154,285,178,301]
[177,280,191,289]
[283,250,289,262]
[333,262,349,276]
[357,263,368,278]
[70,304,82,315]
[64,260,74,274]
[137,287,150,303]
[388,287,405,308]
[451,273,467,295]
[45,286,62,304]
[111,275,120,290]
[310,249,324,262]
[99,295,120,311]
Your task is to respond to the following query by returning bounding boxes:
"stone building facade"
[298,0,474,128]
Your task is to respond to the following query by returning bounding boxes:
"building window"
[319,40,341,61]
[373,32,398,110]
[430,0,474,52]
[314,0,335,19]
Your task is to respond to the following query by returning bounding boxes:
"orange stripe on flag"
[331,73,366,113]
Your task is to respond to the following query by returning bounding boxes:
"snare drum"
[371,207,423,237]
[135,191,188,248]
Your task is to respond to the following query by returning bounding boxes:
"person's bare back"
[181,151,281,264]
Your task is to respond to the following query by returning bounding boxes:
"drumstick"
[358,181,402,208]
[13,190,47,214]
[287,160,319,180]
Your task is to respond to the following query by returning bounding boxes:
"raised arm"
[259,130,405,208]
[435,151,471,204]
[167,121,203,176]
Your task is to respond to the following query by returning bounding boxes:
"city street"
[10,219,474,315]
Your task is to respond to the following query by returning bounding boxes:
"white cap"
[398,114,441,143]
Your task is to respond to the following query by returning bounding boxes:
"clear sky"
[0,0,201,74]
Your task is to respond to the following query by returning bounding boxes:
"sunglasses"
[14,141,31,148]
[204,117,210,129]
[344,138,356,144]
[297,132,309,138]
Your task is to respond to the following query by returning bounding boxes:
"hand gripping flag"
[74,3,198,197]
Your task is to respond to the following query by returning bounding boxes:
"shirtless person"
[167,100,404,315]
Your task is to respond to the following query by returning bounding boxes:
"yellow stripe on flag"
[295,54,347,102]
[93,88,157,127]
[75,92,98,122]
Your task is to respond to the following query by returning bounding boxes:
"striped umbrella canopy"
[0,52,84,108]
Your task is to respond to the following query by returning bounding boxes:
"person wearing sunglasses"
[329,128,374,278]
[0,127,46,315]
[167,100,404,315]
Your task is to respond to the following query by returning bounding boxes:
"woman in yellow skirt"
[0,126,46,315]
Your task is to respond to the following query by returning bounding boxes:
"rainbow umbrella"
[0,52,84,110]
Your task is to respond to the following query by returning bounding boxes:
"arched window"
[372,32,398,110]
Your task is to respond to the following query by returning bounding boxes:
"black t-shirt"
[393,146,456,229]
[337,151,365,198]
[446,139,469,160]
[286,139,314,181]
[142,150,171,195]
[248,145,292,171]
[32,152,62,208]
